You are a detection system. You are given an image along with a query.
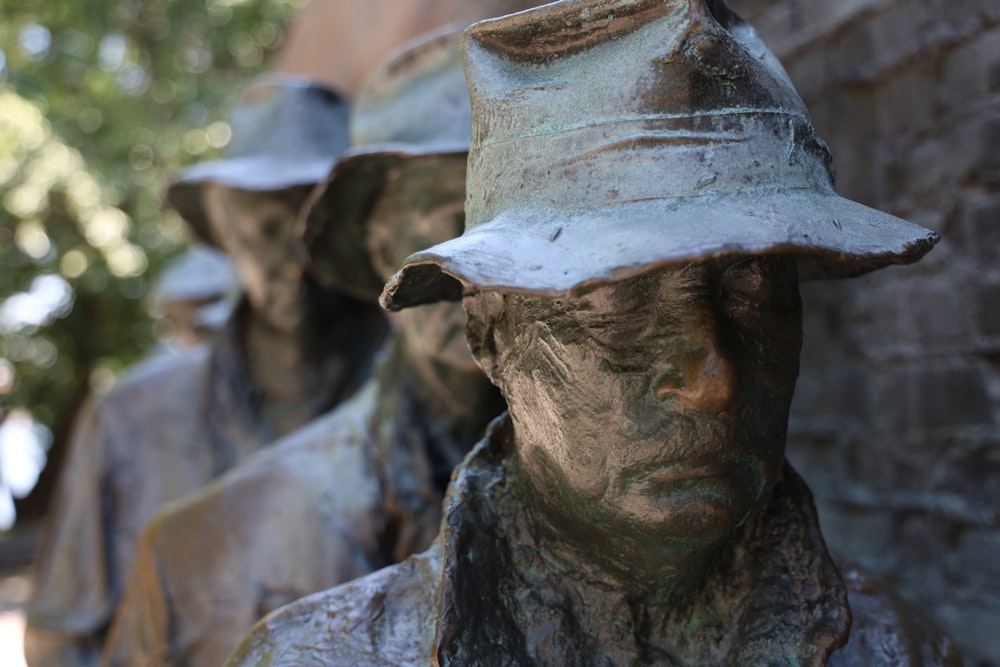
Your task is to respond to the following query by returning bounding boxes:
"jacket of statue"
[99,335,480,667]
[24,299,378,667]
[228,415,961,667]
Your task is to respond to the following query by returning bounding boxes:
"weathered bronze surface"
[230,2,959,665]
[381,0,940,311]
[24,79,388,667]
[99,28,504,667]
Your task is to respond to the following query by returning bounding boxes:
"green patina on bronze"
[381,0,939,311]
[227,2,959,665]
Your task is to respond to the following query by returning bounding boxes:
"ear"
[462,292,505,387]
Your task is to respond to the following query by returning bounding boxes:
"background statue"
[230,1,958,665]
[24,78,388,667]
[100,27,504,667]
[147,246,239,351]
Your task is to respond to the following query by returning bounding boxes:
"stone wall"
[729,0,1000,663]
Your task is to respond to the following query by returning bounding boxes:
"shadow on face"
[201,183,312,330]
[367,163,480,376]
[464,256,803,543]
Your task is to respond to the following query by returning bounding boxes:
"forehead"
[202,183,305,214]
[497,256,797,322]
[573,265,708,314]
[201,183,305,233]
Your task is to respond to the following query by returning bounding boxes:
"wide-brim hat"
[150,245,238,304]
[301,24,471,302]
[380,0,939,310]
[166,76,350,247]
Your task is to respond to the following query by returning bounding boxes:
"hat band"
[467,111,835,226]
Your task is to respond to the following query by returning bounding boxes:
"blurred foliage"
[0,0,303,493]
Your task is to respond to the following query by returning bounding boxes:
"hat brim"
[165,156,336,247]
[380,190,939,310]
[302,144,468,301]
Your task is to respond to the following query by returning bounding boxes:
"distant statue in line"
[24,78,388,667]
[147,245,239,351]
[229,2,960,665]
[101,27,504,667]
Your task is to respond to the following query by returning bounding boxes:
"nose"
[653,317,740,417]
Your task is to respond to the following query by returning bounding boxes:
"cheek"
[232,257,269,305]
[405,305,478,371]
[506,342,614,497]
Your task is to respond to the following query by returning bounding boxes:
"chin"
[608,470,765,541]
[263,302,305,331]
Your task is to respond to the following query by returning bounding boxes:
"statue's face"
[368,163,476,374]
[491,257,802,543]
[202,183,306,330]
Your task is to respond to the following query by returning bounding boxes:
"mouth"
[614,458,762,503]
[631,460,745,486]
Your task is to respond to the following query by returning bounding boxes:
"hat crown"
[302,26,473,301]
[165,77,350,245]
[378,0,937,311]
[462,0,834,231]
[151,246,236,303]
[225,76,350,163]
[351,25,472,150]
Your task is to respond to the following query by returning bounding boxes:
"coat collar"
[432,414,851,665]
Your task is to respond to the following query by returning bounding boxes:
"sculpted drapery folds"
[100,27,506,667]
[24,80,389,667]
[229,1,959,665]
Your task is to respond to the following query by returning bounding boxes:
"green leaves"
[0,0,297,477]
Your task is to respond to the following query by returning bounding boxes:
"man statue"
[100,27,504,667]
[147,245,238,350]
[25,78,388,667]
[228,1,960,665]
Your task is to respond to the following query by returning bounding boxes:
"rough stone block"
[786,432,854,504]
[819,507,902,570]
[908,281,974,349]
[735,0,896,62]
[875,67,935,137]
[960,196,1000,267]
[976,278,1000,337]
[939,25,1000,114]
[968,117,1000,189]
[929,446,1000,521]
[876,361,995,433]
[950,527,1000,590]
[842,276,927,355]
[933,598,1000,667]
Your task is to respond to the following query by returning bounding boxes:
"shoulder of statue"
[225,544,444,667]
[829,562,962,667]
[102,349,211,408]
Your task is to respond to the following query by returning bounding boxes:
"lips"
[630,460,749,487]
[611,456,763,502]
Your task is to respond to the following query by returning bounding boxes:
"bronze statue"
[99,28,504,667]
[148,245,238,350]
[24,78,388,667]
[229,2,960,665]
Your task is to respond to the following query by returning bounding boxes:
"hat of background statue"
[150,246,238,305]
[301,25,470,302]
[166,76,350,248]
[380,0,939,311]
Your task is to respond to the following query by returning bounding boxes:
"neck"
[242,281,386,436]
[507,450,733,610]
[436,423,851,666]
[383,337,504,471]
